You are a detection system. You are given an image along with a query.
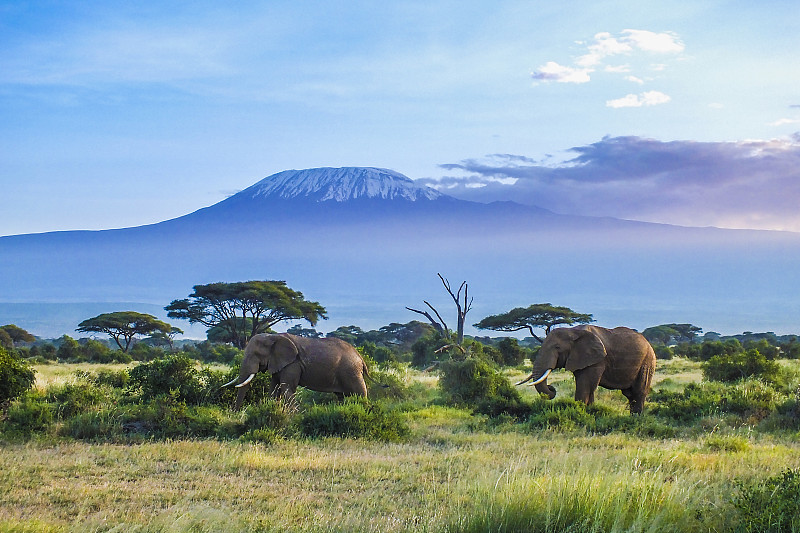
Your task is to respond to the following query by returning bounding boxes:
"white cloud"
[620,29,684,53]
[531,61,592,84]
[625,75,645,84]
[606,90,671,108]
[769,117,800,126]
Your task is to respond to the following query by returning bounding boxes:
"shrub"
[734,468,800,532]
[524,397,595,432]
[650,381,781,423]
[0,346,36,405]
[117,395,221,439]
[703,348,782,384]
[45,381,109,419]
[298,398,409,441]
[92,368,130,389]
[4,395,53,435]
[128,354,212,404]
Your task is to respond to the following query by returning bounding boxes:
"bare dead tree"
[406,273,473,345]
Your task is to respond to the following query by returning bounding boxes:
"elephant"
[517,325,656,414]
[222,333,369,409]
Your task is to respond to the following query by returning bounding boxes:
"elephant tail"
[362,361,389,388]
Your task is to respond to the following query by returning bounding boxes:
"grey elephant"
[517,325,656,414]
[222,333,369,409]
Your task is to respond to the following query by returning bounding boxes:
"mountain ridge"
[2,166,800,338]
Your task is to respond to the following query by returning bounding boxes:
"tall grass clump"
[297,397,409,441]
[734,468,800,533]
[445,466,717,533]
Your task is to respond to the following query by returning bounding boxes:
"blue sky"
[2,0,799,235]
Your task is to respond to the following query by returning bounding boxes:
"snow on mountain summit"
[242,167,443,202]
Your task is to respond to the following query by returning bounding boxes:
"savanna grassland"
[2,357,800,533]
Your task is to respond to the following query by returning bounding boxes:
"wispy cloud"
[531,61,591,84]
[427,136,800,232]
[531,29,683,106]
[606,90,671,108]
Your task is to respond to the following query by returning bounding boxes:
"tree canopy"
[0,324,35,348]
[165,281,326,348]
[474,303,593,343]
[642,323,703,345]
[76,312,173,353]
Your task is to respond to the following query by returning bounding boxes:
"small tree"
[166,281,326,349]
[77,312,173,353]
[474,303,593,343]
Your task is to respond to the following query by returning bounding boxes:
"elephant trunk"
[528,351,558,399]
[234,385,249,410]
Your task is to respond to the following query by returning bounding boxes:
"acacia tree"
[474,303,593,343]
[77,312,173,352]
[165,281,326,349]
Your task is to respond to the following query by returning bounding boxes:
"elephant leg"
[573,366,603,405]
[625,363,654,414]
[269,374,282,399]
[335,392,345,402]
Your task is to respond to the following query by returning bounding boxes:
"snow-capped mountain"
[3,166,800,338]
[237,167,443,203]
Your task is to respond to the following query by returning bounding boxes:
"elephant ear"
[566,330,607,371]
[267,335,300,374]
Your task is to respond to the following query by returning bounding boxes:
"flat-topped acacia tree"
[165,280,327,349]
[474,303,593,343]
[77,312,174,353]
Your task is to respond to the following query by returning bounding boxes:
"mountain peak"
[237,167,443,203]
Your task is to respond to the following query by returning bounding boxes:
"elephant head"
[222,333,300,409]
[517,326,607,398]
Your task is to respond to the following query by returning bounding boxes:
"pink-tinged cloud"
[531,61,592,84]
[428,135,800,232]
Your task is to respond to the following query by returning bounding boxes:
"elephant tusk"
[235,373,256,388]
[528,368,552,386]
[515,373,535,386]
[220,377,239,388]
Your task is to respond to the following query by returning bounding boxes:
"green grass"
[1,358,799,532]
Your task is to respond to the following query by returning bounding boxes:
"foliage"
[127,354,222,405]
[703,348,783,383]
[642,323,702,345]
[165,280,326,349]
[411,332,451,368]
[297,398,409,441]
[495,337,529,366]
[734,468,800,533]
[0,345,36,405]
[474,303,593,342]
[77,311,174,352]
[438,356,529,418]
[3,395,53,435]
[0,324,35,347]
[649,381,782,423]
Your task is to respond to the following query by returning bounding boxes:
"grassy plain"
[1,358,799,532]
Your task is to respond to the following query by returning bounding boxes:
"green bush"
[650,381,781,423]
[117,395,222,439]
[0,346,36,405]
[297,398,409,441]
[524,397,595,432]
[734,468,800,532]
[4,396,53,435]
[703,348,782,383]
[92,368,130,389]
[128,354,219,405]
[45,381,109,419]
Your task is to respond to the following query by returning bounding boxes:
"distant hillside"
[2,167,800,338]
